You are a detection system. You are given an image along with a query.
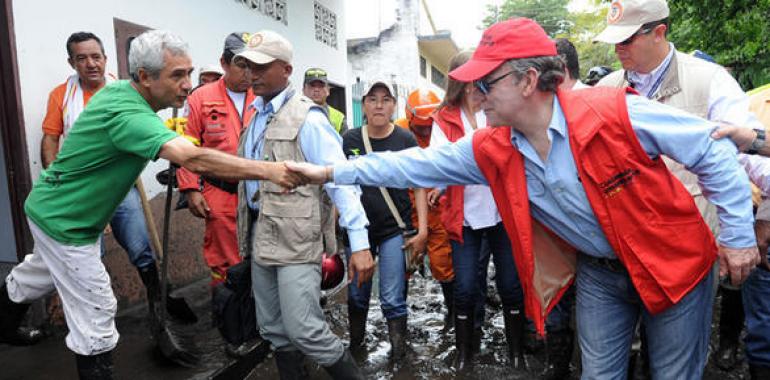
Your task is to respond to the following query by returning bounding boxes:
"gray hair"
[129,30,189,82]
[506,56,565,93]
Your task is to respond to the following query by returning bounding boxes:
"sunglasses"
[475,70,517,95]
[618,25,656,46]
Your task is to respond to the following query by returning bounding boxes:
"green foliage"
[669,0,770,89]
[482,0,572,36]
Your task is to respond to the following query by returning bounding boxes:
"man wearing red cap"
[287,17,760,378]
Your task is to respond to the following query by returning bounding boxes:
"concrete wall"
[10,0,346,308]
[346,0,446,121]
[13,0,346,196]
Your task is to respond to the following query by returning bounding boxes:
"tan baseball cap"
[234,30,293,64]
[594,0,669,44]
[362,79,396,101]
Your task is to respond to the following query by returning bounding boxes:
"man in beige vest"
[595,1,770,378]
[235,30,373,379]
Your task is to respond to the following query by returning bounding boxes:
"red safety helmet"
[321,252,345,290]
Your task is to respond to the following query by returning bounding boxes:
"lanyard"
[646,56,674,99]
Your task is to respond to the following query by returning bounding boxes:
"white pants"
[5,219,119,355]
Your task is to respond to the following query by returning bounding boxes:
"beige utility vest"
[237,92,336,265]
[597,51,720,233]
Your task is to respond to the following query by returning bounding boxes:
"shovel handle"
[135,178,163,260]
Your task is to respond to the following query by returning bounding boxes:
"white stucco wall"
[12,0,346,197]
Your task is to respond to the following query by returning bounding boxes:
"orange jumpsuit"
[177,78,255,284]
[395,118,454,282]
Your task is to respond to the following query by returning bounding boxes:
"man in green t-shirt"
[0,30,303,379]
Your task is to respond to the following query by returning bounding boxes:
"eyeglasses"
[618,25,655,46]
[475,70,516,95]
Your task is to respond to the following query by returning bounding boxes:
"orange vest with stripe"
[471,87,717,335]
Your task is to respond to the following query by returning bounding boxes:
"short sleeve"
[109,110,178,160]
[42,85,65,136]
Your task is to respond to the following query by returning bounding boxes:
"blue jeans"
[576,254,714,379]
[100,187,156,269]
[451,223,523,322]
[474,237,491,328]
[346,233,407,320]
[743,266,770,367]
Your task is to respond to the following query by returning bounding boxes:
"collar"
[250,83,294,114]
[627,43,675,88]
[511,96,566,145]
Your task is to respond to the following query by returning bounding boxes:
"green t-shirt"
[25,80,178,245]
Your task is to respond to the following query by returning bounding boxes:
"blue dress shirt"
[334,94,755,257]
[244,86,370,252]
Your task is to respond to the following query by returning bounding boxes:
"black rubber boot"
[454,314,474,371]
[387,316,408,361]
[439,281,455,332]
[138,265,197,324]
[348,304,368,351]
[75,350,114,380]
[324,349,365,380]
[274,350,309,380]
[471,326,482,354]
[541,329,574,380]
[714,287,744,370]
[0,284,43,346]
[503,306,527,370]
[750,364,770,380]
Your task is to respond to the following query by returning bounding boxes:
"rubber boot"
[750,364,770,380]
[138,265,197,324]
[274,350,309,380]
[348,304,368,351]
[75,350,113,380]
[454,314,474,371]
[714,287,744,370]
[0,284,43,346]
[541,329,574,380]
[387,316,408,361]
[324,349,365,380]
[471,326,482,355]
[503,306,527,370]
[439,281,455,332]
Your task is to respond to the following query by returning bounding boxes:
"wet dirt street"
[247,267,751,380]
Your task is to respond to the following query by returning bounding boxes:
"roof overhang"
[417,31,460,74]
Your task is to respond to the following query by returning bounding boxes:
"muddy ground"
[247,267,751,380]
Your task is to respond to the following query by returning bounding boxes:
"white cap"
[594,0,669,44]
[235,30,293,64]
[362,79,396,101]
[199,64,224,76]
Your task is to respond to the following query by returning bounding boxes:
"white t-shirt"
[431,108,502,230]
[226,88,246,118]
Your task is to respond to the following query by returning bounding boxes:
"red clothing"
[472,87,717,335]
[433,106,468,243]
[177,78,256,280]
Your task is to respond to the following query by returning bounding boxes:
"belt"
[581,253,626,273]
[203,176,238,194]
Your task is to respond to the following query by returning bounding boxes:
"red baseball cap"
[449,18,557,82]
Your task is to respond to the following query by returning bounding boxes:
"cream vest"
[237,92,336,265]
[597,51,720,233]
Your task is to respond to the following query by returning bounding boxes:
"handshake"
[265,161,333,190]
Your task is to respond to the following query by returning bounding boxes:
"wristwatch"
[748,129,766,155]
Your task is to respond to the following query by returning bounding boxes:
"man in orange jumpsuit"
[177,33,256,284]
[395,89,456,328]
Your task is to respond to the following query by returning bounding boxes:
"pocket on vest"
[255,190,321,262]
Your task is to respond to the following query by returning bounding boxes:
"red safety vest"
[472,87,717,335]
[434,106,469,243]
